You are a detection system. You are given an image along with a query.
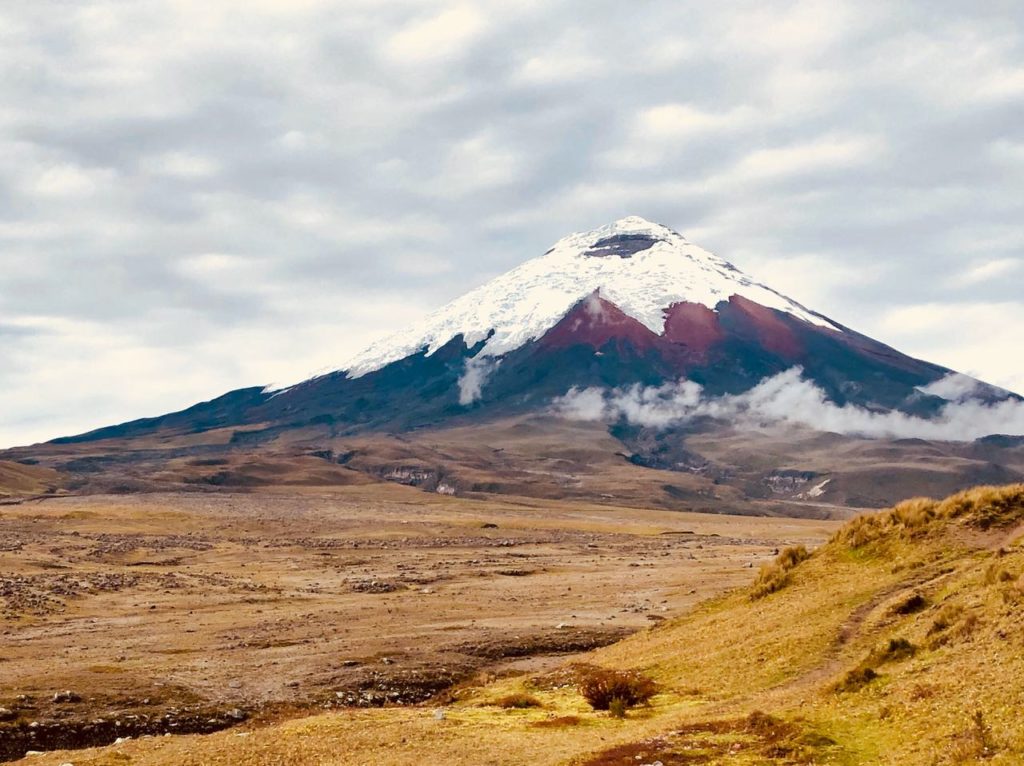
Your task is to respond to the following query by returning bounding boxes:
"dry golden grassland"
[13,485,1024,765]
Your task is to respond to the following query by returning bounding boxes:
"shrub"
[751,545,810,600]
[494,692,542,709]
[576,667,657,712]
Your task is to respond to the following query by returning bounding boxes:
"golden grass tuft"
[833,484,1024,550]
[492,692,543,709]
[751,544,811,600]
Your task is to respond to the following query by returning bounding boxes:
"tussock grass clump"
[834,485,1024,551]
[576,667,657,713]
[529,715,581,728]
[948,710,999,762]
[890,592,929,616]
[984,562,1015,585]
[493,692,543,709]
[927,603,982,649]
[750,545,811,600]
[835,666,878,693]
[937,484,1024,530]
[835,637,917,693]
[876,637,917,663]
[928,603,964,637]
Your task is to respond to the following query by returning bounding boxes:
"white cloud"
[717,0,863,58]
[555,368,1024,441]
[457,355,499,405]
[917,373,1009,402]
[436,132,524,196]
[30,163,114,197]
[603,104,758,168]
[991,139,1024,164]
[637,103,755,139]
[723,134,884,184]
[383,5,486,64]
[514,31,605,85]
[143,151,220,179]
[955,258,1019,286]
[869,302,1024,396]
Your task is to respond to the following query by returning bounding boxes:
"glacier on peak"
[337,216,841,379]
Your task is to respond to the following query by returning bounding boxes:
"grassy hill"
[25,484,1024,765]
[0,460,61,499]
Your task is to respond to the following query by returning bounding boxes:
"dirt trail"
[767,566,956,700]
[996,521,1024,549]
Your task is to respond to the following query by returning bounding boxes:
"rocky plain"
[0,485,834,760]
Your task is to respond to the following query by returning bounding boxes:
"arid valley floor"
[0,486,834,761]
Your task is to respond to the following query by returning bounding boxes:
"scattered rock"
[350,580,403,594]
[52,690,82,704]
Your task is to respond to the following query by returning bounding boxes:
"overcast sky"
[1,0,1023,447]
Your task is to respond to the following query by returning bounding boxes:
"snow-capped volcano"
[343,216,839,378]
[23,217,1023,512]
[49,215,1021,450]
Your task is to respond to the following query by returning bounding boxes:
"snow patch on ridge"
[341,216,841,378]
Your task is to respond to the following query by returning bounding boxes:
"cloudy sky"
[1,0,1022,447]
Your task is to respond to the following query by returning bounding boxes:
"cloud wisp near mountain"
[555,368,1024,441]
